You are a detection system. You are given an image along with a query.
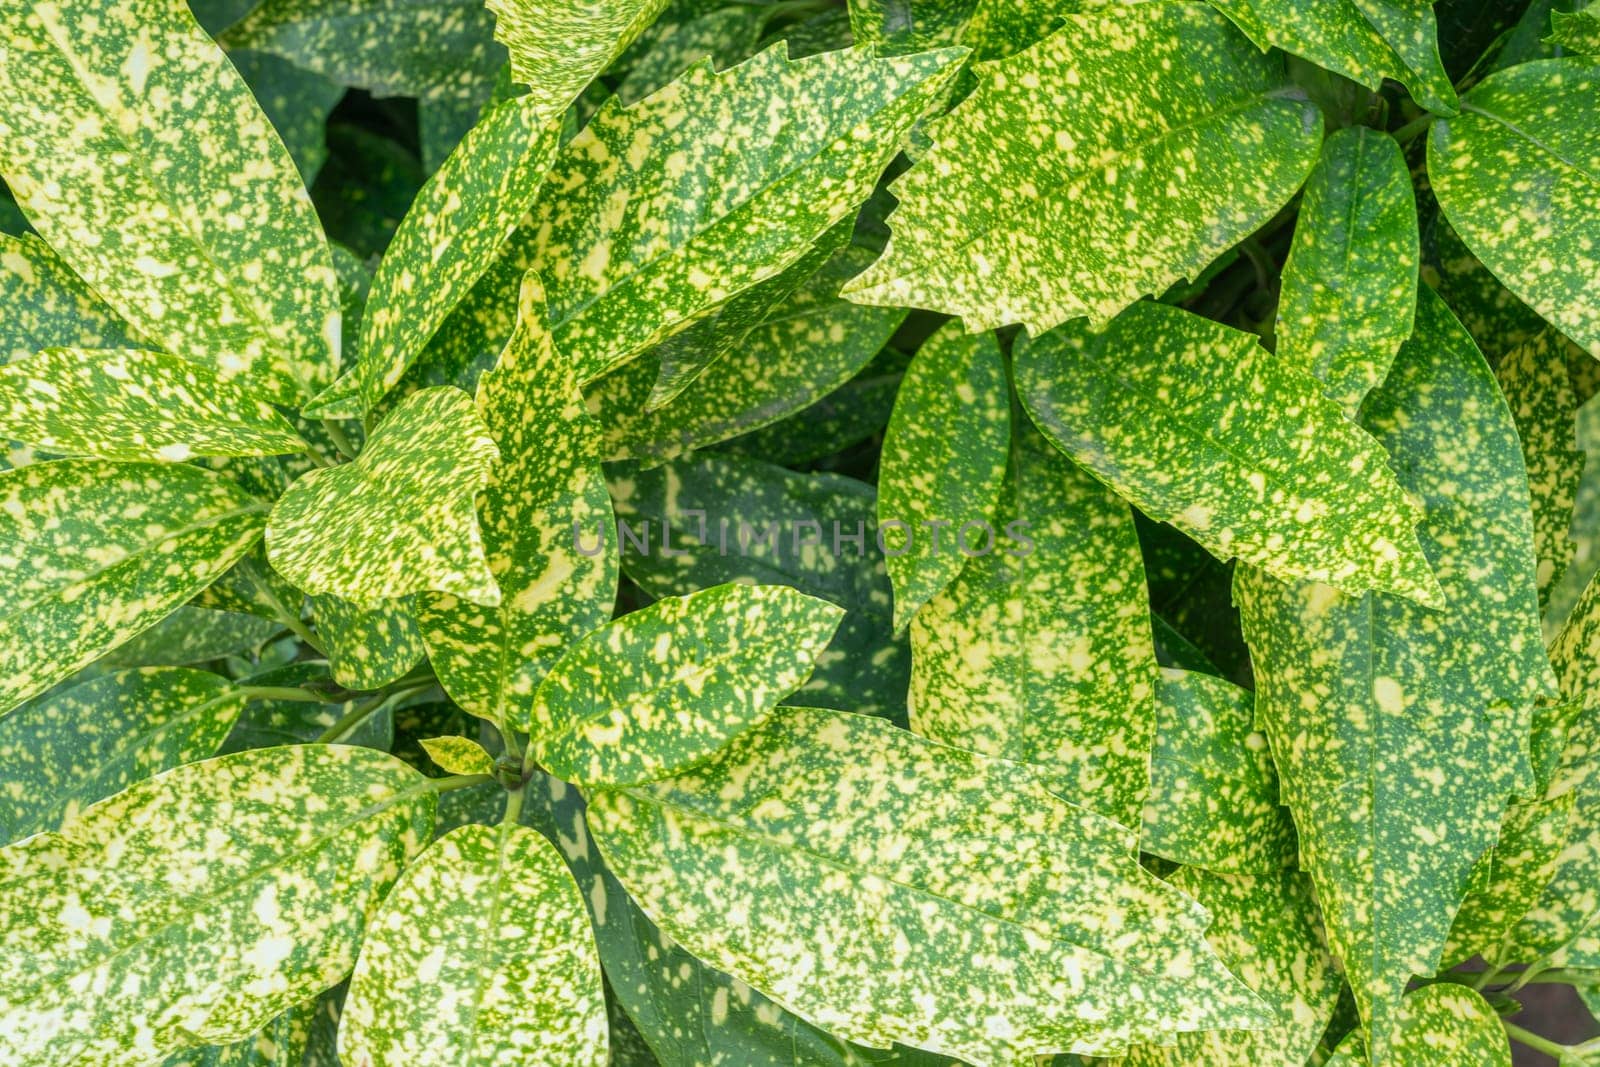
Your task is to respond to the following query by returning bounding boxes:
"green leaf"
[339,823,606,1065]
[879,322,1009,630]
[266,387,499,608]
[311,595,425,691]
[417,736,495,777]
[1429,58,1600,358]
[587,706,1269,1064]
[1276,126,1419,416]
[221,0,505,104]
[0,0,341,404]
[909,426,1157,828]
[416,275,618,726]
[487,0,667,117]
[1323,985,1511,1066]
[614,5,767,106]
[0,348,306,462]
[0,745,434,1065]
[161,995,321,1067]
[843,3,1322,332]
[1206,0,1458,113]
[1117,867,1342,1067]
[0,667,247,846]
[0,460,268,714]
[719,343,908,467]
[99,606,280,668]
[227,49,344,187]
[848,0,977,51]
[1141,668,1297,875]
[532,583,843,786]
[1445,789,1576,966]
[1549,9,1600,53]
[610,453,910,722]
[0,233,138,363]
[1015,300,1440,605]
[302,97,559,418]
[1233,288,1556,1055]
[528,43,963,382]
[1496,328,1586,616]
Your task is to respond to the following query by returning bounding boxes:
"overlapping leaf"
[1207,0,1458,112]
[0,745,434,1065]
[267,387,500,608]
[878,322,1009,630]
[0,233,138,362]
[526,43,963,381]
[0,460,267,714]
[1324,985,1510,1066]
[909,427,1157,828]
[844,3,1322,332]
[487,0,667,116]
[340,823,606,1066]
[1234,288,1556,1054]
[1549,8,1600,53]
[615,4,767,106]
[1015,300,1439,604]
[531,583,842,786]
[417,736,495,777]
[1277,126,1419,415]
[0,0,341,403]
[311,595,426,691]
[588,707,1268,1064]
[1429,57,1600,357]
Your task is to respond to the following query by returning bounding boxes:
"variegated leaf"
[311,594,425,691]
[531,583,843,786]
[417,275,617,729]
[0,745,434,1065]
[417,735,495,777]
[1141,668,1296,875]
[99,606,279,668]
[843,3,1322,332]
[1323,985,1511,1066]
[0,348,305,462]
[1549,8,1600,53]
[0,0,342,404]
[0,233,138,362]
[588,706,1269,1065]
[339,823,606,1066]
[160,995,322,1067]
[0,668,247,846]
[1233,288,1555,1056]
[1276,126,1419,416]
[879,322,1009,631]
[528,43,963,382]
[1496,328,1585,614]
[1206,0,1458,113]
[614,4,767,106]
[302,98,559,418]
[486,0,667,118]
[1429,57,1600,357]
[1445,789,1576,966]
[267,387,499,608]
[0,460,267,714]
[1016,299,1440,606]
[909,426,1157,828]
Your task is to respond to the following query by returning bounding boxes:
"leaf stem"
[315,681,432,743]
[1391,113,1436,147]
[501,782,525,826]
[1502,1021,1574,1060]
[248,568,326,655]
[237,685,341,704]
[319,419,359,460]
[427,773,495,795]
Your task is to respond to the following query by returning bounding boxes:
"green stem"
[1515,968,1598,987]
[427,773,495,795]
[320,419,358,461]
[1391,112,1436,147]
[501,783,525,826]
[315,681,432,743]
[1503,1021,1575,1060]
[238,685,340,704]
[1507,962,1551,993]
[249,569,325,655]
[1472,963,1509,991]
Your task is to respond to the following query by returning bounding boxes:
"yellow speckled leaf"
[487,0,667,118]
[340,823,606,1066]
[1323,984,1511,1066]
[0,232,139,363]
[0,745,435,1066]
[311,594,426,691]
[417,735,494,777]
[0,0,342,404]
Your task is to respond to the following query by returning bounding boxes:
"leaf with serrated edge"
[302,97,559,418]
[1016,299,1440,605]
[844,3,1322,332]
[1323,985,1511,1066]
[588,706,1269,1064]
[1141,668,1296,875]
[0,348,305,462]
[267,387,499,609]
[418,736,495,777]
[0,0,341,403]
[339,823,606,1065]
[0,460,268,715]
[909,426,1156,828]
[1429,58,1600,357]
[1207,0,1458,113]
[0,745,434,1065]
[1445,789,1575,966]
[1496,328,1585,614]
[1277,126,1419,416]
[528,43,964,382]
[417,275,617,728]
[0,668,247,846]
[879,322,1009,631]
[532,583,843,786]
[311,594,426,691]
[487,0,667,117]
[0,233,139,362]
[1233,288,1555,1057]
[1118,866,1342,1067]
